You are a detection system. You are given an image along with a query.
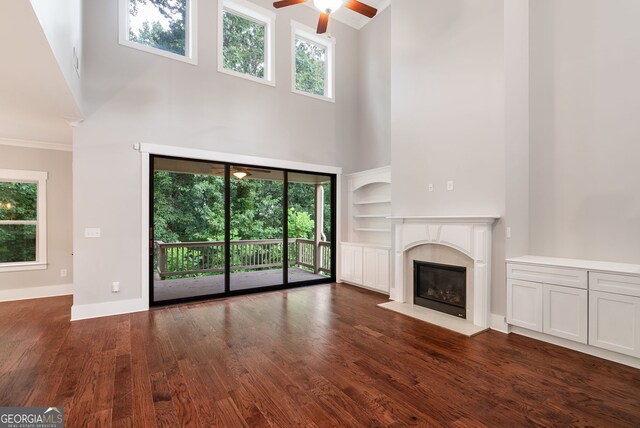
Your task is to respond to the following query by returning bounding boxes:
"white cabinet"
[544,284,588,344]
[507,256,640,364]
[362,247,377,288]
[341,243,389,294]
[506,262,587,344]
[341,244,363,285]
[363,247,390,292]
[507,279,543,332]
[588,273,640,358]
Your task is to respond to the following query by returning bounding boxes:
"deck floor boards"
[1,284,639,427]
[154,267,326,301]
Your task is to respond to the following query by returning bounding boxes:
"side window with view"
[0,170,48,272]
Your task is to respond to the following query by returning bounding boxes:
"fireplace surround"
[388,216,498,329]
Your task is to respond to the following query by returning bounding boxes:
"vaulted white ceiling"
[0,0,80,145]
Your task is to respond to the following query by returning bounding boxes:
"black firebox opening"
[413,260,466,319]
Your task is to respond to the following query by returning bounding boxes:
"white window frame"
[0,169,48,273]
[118,0,198,65]
[217,0,276,86]
[291,20,336,103]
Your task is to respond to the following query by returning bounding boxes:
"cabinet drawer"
[507,263,587,289]
[589,272,640,298]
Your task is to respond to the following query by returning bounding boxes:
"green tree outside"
[0,182,37,263]
[223,12,266,78]
[129,0,186,56]
[295,38,326,96]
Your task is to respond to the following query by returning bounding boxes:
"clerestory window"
[291,21,335,102]
[218,0,276,85]
[119,0,198,64]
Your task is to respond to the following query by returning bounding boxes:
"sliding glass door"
[229,166,285,291]
[151,157,227,303]
[150,155,336,306]
[287,172,333,285]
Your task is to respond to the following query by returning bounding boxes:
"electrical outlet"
[112,282,120,293]
[447,181,454,191]
[60,269,68,277]
[506,227,512,239]
[428,184,434,192]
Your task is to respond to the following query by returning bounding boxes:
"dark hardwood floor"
[1,284,639,427]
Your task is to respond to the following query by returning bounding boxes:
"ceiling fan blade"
[345,0,377,18]
[273,0,306,8]
[317,12,329,34]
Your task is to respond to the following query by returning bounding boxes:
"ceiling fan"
[273,0,378,34]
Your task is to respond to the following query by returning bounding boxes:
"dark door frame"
[149,154,337,307]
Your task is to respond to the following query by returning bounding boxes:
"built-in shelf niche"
[347,167,391,246]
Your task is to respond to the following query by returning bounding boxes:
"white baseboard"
[0,283,72,302]
[71,298,148,321]
[511,326,640,369]
[489,313,511,334]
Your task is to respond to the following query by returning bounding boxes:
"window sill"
[0,262,48,273]
[217,66,276,87]
[118,39,198,66]
[291,88,335,103]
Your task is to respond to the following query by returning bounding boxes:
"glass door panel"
[287,172,333,284]
[152,157,226,303]
[229,166,284,291]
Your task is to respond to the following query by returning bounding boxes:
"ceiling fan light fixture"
[232,169,250,179]
[313,0,343,13]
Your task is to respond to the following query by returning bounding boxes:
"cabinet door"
[375,249,390,292]
[362,248,377,288]
[543,284,588,344]
[341,245,362,284]
[352,246,363,284]
[589,290,640,358]
[341,245,352,282]
[507,279,543,332]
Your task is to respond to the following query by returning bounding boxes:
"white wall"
[73,0,360,308]
[0,143,73,300]
[390,0,505,217]
[30,0,83,114]
[390,0,507,316]
[354,6,391,173]
[504,0,529,259]
[529,0,640,263]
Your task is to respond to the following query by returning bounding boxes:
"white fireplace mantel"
[389,215,499,329]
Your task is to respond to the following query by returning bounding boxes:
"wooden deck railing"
[156,238,331,278]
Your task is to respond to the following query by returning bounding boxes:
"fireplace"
[414,260,467,319]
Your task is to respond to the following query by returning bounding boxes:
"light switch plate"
[85,228,101,238]
[447,181,454,191]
